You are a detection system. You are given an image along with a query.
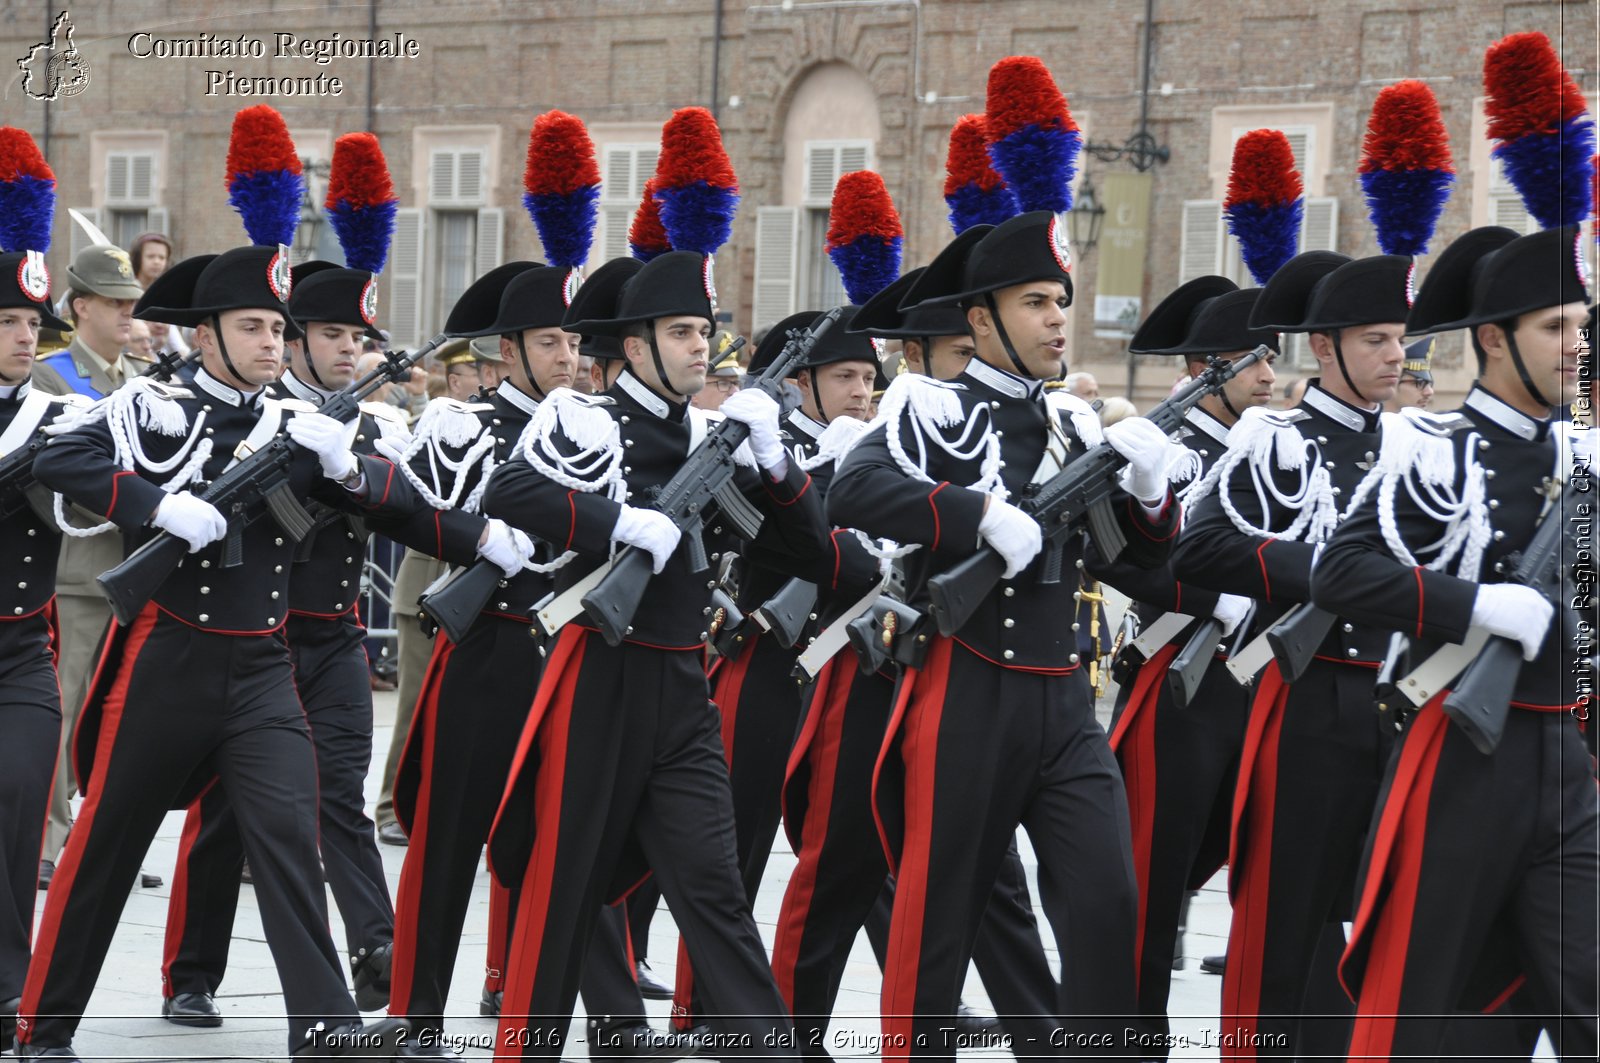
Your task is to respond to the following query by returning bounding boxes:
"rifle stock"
[97,532,190,626]
[1264,602,1338,683]
[579,309,843,646]
[1167,617,1223,709]
[1439,638,1523,754]
[753,578,817,649]
[417,559,505,644]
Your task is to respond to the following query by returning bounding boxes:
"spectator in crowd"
[471,336,506,390]
[440,343,484,401]
[1386,337,1435,412]
[692,330,744,411]
[130,234,191,360]
[123,318,156,367]
[1064,370,1100,400]
[1098,395,1137,425]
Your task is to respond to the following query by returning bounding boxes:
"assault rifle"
[97,337,447,626]
[1442,487,1568,755]
[1166,602,1256,710]
[925,346,1267,637]
[579,308,842,646]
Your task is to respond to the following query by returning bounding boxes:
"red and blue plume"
[523,110,601,269]
[629,177,671,262]
[652,107,740,255]
[324,133,398,274]
[983,57,1081,214]
[1358,81,1454,256]
[0,127,55,253]
[1484,31,1595,229]
[826,171,904,304]
[226,105,304,247]
[944,114,1018,234]
[1224,130,1304,286]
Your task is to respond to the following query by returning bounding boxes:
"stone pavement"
[34,687,1556,1062]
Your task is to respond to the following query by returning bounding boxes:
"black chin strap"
[983,294,1036,379]
[806,367,830,424]
[298,346,332,393]
[643,319,684,398]
[916,336,935,379]
[512,333,548,401]
[211,314,254,391]
[1502,323,1554,410]
[1328,332,1371,407]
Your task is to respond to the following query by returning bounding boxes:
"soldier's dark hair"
[64,287,94,324]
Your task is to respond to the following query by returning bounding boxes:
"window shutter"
[1488,159,1534,234]
[67,207,101,260]
[106,152,157,207]
[597,145,660,263]
[752,206,801,330]
[476,207,504,276]
[839,143,870,176]
[1179,200,1222,283]
[130,155,154,203]
[456,150,484,205]
[803,141,875,205]
[146,206,169,241]
[106,155,129,203]
[429,151,455,205]
[1299,195,1338,252]
[389,208,425,348]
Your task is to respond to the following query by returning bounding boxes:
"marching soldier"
[1099,277,1276,1054]
[828,210,1181,1060]
[483,248,825,1060]
[1315,224,1597,1061]
[157,254,412,1024]
[1172,251,1412,1058]
[17,243,412,1060]
[0,160,90,1046]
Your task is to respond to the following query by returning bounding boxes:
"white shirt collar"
[963,357,1043,399]
[786,409,826,443]
[614,369,675,419]
[0,381,23,401]
[281,369,335,406]
[1301,382,1378,431]
[194,366,263,409]
[1185,405,1232,446]
[495,379,542,418]
[1464,384,1547,442]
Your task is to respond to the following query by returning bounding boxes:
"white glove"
[1470,583,1554,662]
[476,517,534,578]
[613,504,683,574]
[1212,592,1252,637]
[285,411,358,482]
[1105,416,1174,504]
[718,388,786,471]
[152,492,228,554]
[977,494,1043,579]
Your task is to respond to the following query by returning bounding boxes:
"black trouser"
[1106,643,1247,1058]
[0,612,62,1002]
[161,613,394,998]
[876,637,1137,1062]
[16,608,356,1054]
[387,613,541,1036]
[672,631,804,1028]
[775,655,1056,1059]
[494,626,795,1060]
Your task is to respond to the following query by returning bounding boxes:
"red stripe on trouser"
[497,631,588,1054]
[385,636,457,1017]
[18,604,160,1043]
[671,632,759,1028]
[871,666,924,876]
[1114,643,1180,994]
[161,780,221,998]
[1219,662,1291,1061]
[878,636,954,1063]
[1343,701,1449,1062]
[484,878,511,993]
[782,663,833,835]
[772,657,855,1011]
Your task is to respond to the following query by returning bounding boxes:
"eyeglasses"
[1400,373,1433,388]
[704,377,740,393]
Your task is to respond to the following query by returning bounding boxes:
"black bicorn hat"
[849,267,971,340]
[1407,224,1590,334]
[287,261,384,341]
[136,245,303,340]
[0,252,70,332]
[900,211,1073,309]
[452,264,579,339]
[441,260,543,337]
[564,250,717,336]
[561,256,643,362]
[1248,250,1413,332]
[1129,276,1280,356]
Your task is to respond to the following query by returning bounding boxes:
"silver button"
[620,416,631,424]
[275,537,284,546]
[706,580,717,589]
[497,437,505,445]
[22,557,30,563]
[26,529,34,536]
[1346,648,1359,658]
[271,591,280,599]
[1342,623,1353,633]
[345,557,354,564]
[201,560,211,568]
[268,617,277,625]
[702,606,712,615]
[15,582,23,590]
[1478,439,1490,451]
[274,565,283,573]
[1488,499,1499,509]
[1003,649,1015,660]
[1484,469,1496,480]
[699,631,708,640]
[625,439,634,447]
[200,586,210,595]
[1069,653,1080,664]
[1071,622,1080,632]
[204,427,214,436]
[335,603,343,610]
[1004,587,1015,597]
[1324,461,1335,469]
[1493,530,1504,541]
[1003,618,1014,628]
[499,602,509,610]
[624,465,632,474]
[990,401,1000,409]
[1317,435,1328,445]
[12,607,22,616]
[199,613,210,622]
[340,580,349,588]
